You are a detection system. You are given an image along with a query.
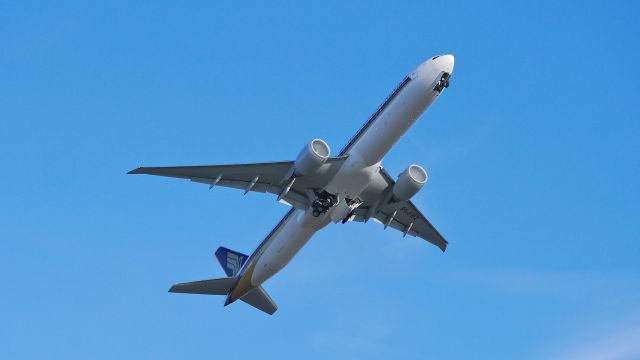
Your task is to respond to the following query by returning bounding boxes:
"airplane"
[128,54,454,315]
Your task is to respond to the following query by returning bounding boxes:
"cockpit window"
[431,55,440,60]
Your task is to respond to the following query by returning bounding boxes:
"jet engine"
[392,164,428,201]
[295,139,331,176]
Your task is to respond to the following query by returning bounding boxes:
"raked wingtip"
[127,167,144,174]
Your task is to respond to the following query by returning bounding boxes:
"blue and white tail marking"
[215,247,248,277]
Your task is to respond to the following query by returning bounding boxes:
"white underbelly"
[251,209,330,286]
[353,80,438,166]
[324,153,381,200]
[325,79,438,199]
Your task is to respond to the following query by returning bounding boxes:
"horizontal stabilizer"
[215,247,248,277]
[240,286,278,315]
[169,277,236,295]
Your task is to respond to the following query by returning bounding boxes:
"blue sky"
[1,1,639,359]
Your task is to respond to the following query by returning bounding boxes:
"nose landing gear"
[433,72,451,93]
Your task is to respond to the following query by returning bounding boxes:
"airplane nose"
[435,54,455,74]
[413,55,455,90]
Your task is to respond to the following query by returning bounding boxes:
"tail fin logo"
[215,247,248,277]
[227,253,244,276]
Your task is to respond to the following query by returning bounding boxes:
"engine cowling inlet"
[295,139,330,176]
[392,164,428,201]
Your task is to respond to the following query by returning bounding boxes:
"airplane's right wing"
[128,157,348,210]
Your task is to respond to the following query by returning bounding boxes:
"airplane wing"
[351,168,448,252]
[128,157,348,210]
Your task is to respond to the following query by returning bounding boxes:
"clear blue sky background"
[1,1,639,359]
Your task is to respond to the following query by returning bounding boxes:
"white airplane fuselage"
[226,55,454,304]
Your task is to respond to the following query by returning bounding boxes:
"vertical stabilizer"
[214,247,248,277]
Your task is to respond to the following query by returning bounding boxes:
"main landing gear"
[311,190,337,217]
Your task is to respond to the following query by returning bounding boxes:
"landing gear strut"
[311,190,337,217]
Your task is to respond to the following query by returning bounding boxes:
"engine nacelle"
[392,164,428,201]
[294,139,331,176]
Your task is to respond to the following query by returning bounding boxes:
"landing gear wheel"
[444,80,449,88]
[311,190,337,218]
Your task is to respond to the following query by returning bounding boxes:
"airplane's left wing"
[351,168,448,252]
[128,157,348,210]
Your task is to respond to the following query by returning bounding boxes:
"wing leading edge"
[128,157,348,210]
